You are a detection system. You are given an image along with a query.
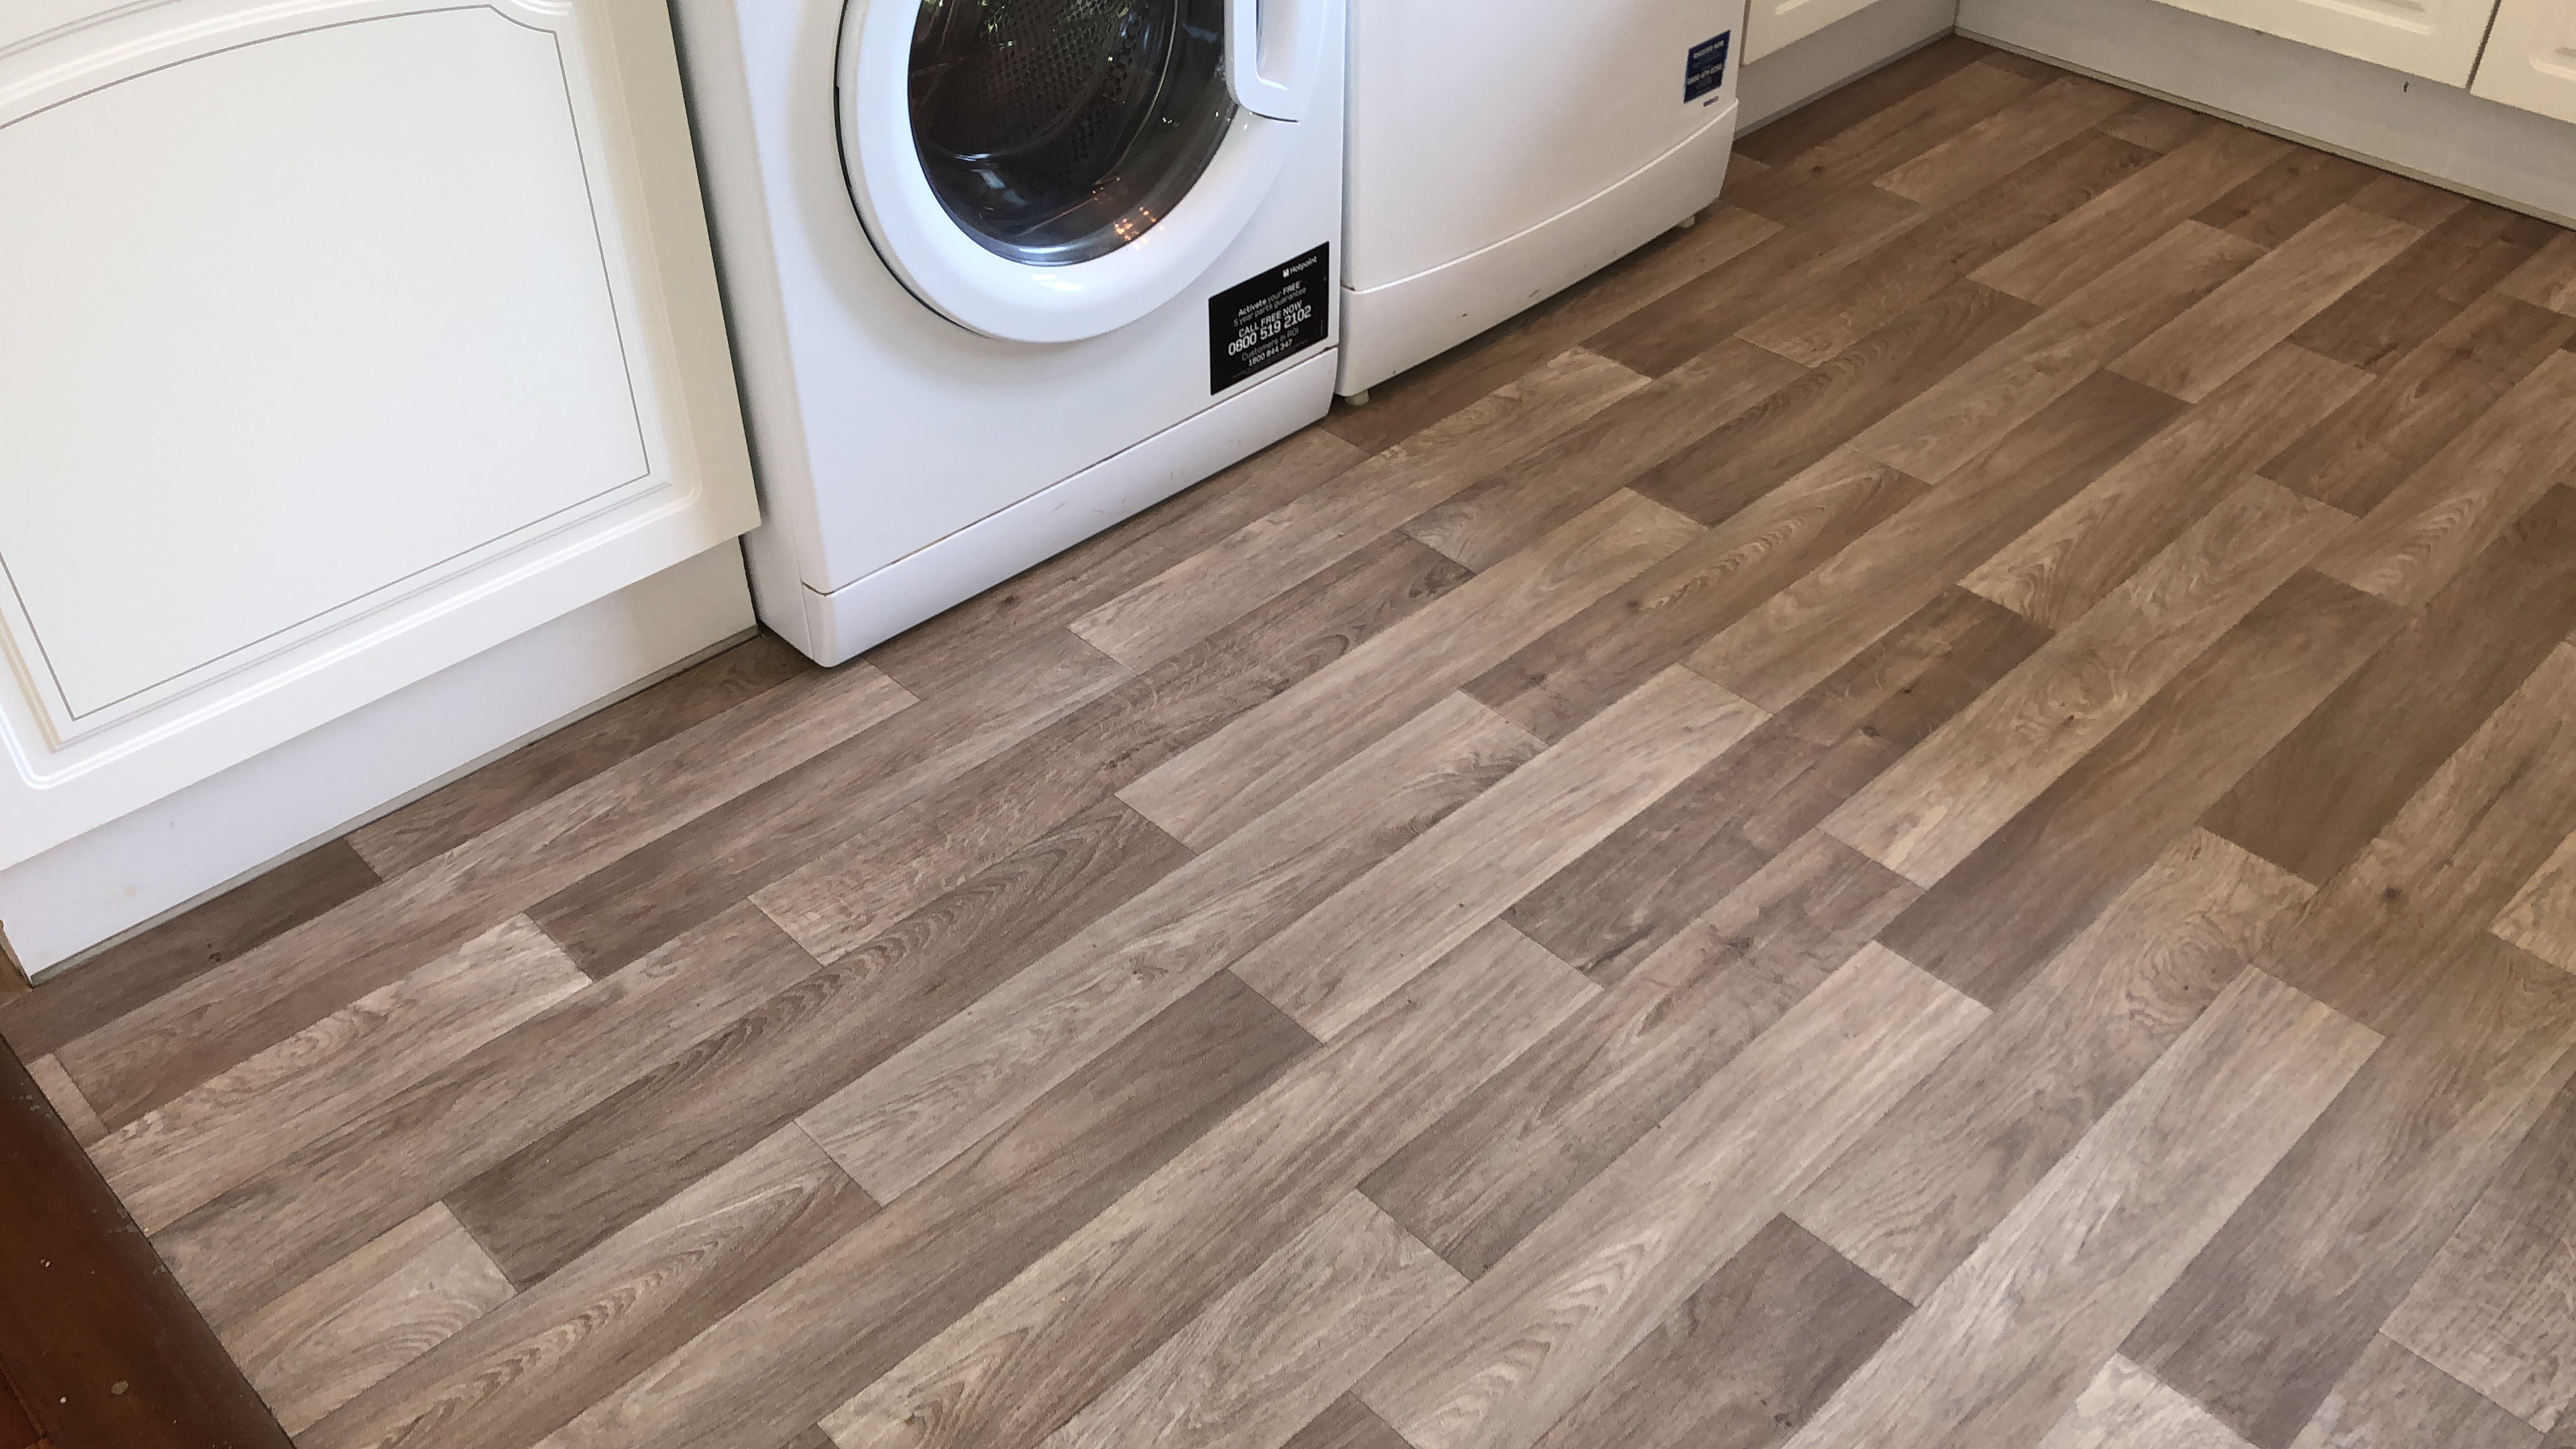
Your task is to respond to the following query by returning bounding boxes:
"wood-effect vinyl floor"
[14,35,2576,1449]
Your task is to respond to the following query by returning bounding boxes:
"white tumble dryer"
[676,0,1346,664]
[1339,0,1744,397]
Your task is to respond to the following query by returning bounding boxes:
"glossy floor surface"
[12,34,2576,1449]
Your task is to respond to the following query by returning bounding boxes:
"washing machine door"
[840,0,1322,343]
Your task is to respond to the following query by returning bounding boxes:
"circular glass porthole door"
[839,0,1310,343]
[909,0,1232,268]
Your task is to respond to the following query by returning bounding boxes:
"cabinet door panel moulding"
[2147,0,2502,87]
[2475,0,2576,126]
[0,0,759,869]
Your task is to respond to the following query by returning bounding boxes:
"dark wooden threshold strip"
[0,1040,288,1449]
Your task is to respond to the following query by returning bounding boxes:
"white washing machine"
[1340,0,1744,396]
[676,0,1346,665]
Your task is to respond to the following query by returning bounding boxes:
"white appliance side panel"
[0,545,753,977]
[0,9,646,722]
[1339,103,1737,394]
[0,0,763,870]
[1345,0,1744,291]
[2475,0,2576,124]
[699,0,1345,596]
[2137,0,2501,85]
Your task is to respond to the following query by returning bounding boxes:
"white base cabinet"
[0,0,760,871]
[2477,0,2576,124]
[2143,0,2502,85]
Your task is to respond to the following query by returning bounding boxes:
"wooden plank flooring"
[9,37,2576,1449]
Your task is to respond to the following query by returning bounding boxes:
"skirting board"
[0,542,755,978]
[1960,0,2576,229]
[1741,0,1962,130]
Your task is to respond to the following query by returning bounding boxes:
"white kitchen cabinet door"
[2475,0,2576,123]
[1745,0,1887,61]
[0,0,759,868]
[2147,0,2503,85]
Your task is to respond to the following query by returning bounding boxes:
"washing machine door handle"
[1227,0,1315,121]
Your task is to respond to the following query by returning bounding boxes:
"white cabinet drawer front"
[2474,0,2576,124]
[2147,0,2498,85]
[0,0,757,867]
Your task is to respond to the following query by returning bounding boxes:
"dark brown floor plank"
[1874,73,2133,213]
[2290,202,2561,375]
[2265,640,2576,1035]
[1962,341,2369,631]
[2094,95,2212,154]
[2123,934,2576,1449]
[1733,36,1996,167]
[751,535,1471,965]
[1505,587,2047,983]
[1794,828,2308,1302]
[1878,570,2406,1007]
[0,1040,292,1449]
[526,629,1118,979]
[444,796,1187,1285]
[862,429,1363,698]
[1525,1216,1910,1449]
[2203,484,2576,888]
[1737,126,2159,368]
[2267,292,2576,515]
[1727,58,2043,230]
[305,1124,872,1449]
[1973,122,2292,307]
[0,841,379,1063]
[2191,144,2376,249]
[2292,1336,2547,1449]
[150,905,824,1332]
[1585,185,1925,378]
[543,971,1314,1449]
[1365,835,1915,1279]
[1631,278,2045,528]
[1686,368,2181,710]
[1780,966,2377,1449]
[2384,1068,2576,1432]
[1465,451,1924,742]
[816,925,1592,1449]
[1403,339,1809,572]
[2346,171,2476,229]
[346,634,813,877]
[1282,1393,1419,1449]
[56,664,914,1130]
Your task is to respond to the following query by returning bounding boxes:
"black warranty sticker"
[1210,244,1330,394]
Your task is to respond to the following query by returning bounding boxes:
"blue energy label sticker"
[1686,32,1731,104]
